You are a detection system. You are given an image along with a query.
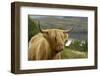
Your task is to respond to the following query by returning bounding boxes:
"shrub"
[28,17,40,41]
[65,40,88,52]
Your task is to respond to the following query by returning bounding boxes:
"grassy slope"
[61,48,88,59]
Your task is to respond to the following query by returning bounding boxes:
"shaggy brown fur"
[28,29,68,60]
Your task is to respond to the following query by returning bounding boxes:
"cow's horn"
[38,21,48,33]
[64,27,73,33]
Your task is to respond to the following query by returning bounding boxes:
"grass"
[61,48,88,59]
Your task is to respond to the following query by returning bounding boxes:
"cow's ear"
[64,33,68,39]
[42,31,49,38]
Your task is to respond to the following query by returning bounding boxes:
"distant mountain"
[30,15,88,33]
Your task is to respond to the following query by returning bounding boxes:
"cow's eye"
[55,37,56,41]
[46,32,49,35]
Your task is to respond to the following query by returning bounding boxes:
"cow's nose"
[58,44,64,49]
[60,43,64,47]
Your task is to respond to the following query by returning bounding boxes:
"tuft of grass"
[61,48,87,59]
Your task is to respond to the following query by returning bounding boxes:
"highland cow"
[28,24,72,60]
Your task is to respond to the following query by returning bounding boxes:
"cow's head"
[38,22,72,53]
